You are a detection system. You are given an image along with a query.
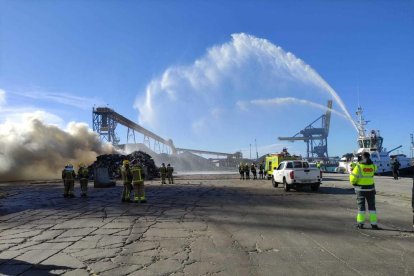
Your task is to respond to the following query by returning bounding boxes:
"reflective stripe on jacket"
[350,163,377,187]
[131,165,143,184]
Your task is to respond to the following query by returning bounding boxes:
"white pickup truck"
[271,160,322,192]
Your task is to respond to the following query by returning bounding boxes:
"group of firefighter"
[238,162,265,180]
[61,161,175,203]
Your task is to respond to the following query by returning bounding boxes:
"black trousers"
[356,190,376,212]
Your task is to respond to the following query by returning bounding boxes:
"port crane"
[278,100,332,159]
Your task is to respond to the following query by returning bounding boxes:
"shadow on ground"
[0,259,70,276]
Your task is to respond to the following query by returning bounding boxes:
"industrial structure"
[92,107,241,161]
[278,100,333,160]
[92,107,177,154]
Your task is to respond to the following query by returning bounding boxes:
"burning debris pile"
[88,151,158,180]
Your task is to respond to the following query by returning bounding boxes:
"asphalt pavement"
[0,173,413,276]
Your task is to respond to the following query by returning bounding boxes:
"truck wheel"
[283,178,290,192]
[272,177,278,188]
[311,183,320,192]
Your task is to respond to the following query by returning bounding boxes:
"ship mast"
[355,106,369,138]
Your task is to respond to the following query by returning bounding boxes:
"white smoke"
[0,112,114,181]
[134,33,357,152]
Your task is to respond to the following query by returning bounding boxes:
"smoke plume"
[0,115,114,181]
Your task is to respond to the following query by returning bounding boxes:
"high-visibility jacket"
[350,162,377,190]
[131,165,143,184]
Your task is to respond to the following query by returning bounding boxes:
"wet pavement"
[0,173,413,275]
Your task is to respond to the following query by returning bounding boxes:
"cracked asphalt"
[0,173,413,276]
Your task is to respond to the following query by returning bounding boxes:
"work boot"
[125,198,131,203]
[63,194,68,198]
[371,224,381,230]
[356,223,364,229]
[69,194,75,198]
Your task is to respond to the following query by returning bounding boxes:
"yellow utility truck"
[265,153,300,179]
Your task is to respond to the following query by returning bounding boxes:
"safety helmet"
[123,160,130,166]
[79,163,85,168]
[67,163,73,168]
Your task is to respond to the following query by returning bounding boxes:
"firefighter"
[77,163,89,197]
[166,164,174,184]
[62,164,76,198]
[131,159,146,203]
[160,163,167,184]
[244,163,250,180]
[120,160,133,202]
[251,163,257,180]
[259,162,264,179]
[350,152,380,230]
[239,163,245,180]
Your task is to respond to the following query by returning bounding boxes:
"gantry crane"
[278,100,333,159]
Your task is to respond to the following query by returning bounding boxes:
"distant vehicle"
[265,151,300,179]
[272,160,322,192]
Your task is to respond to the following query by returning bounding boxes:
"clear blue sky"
[1,0,413,157]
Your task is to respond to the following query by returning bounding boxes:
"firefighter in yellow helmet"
[62,163,76,198]
[77,163,89,197]
[131,159,146,203]
[350,152,380,230]
[120,160,133,202]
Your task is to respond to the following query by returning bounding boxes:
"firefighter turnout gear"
[62,164,76,198]
[350,154,379,229]
[160,163,167,184]
[244,164,250,180]
[259,163,264,179]
[239,164,245,180]
[121,161,133,202]
[131,162,146,203]
[167,164,174,184]
[77,164,89,197]
[251,164,257,180]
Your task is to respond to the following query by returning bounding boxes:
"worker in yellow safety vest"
[349,152,380,230]
[131,159,146,203]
